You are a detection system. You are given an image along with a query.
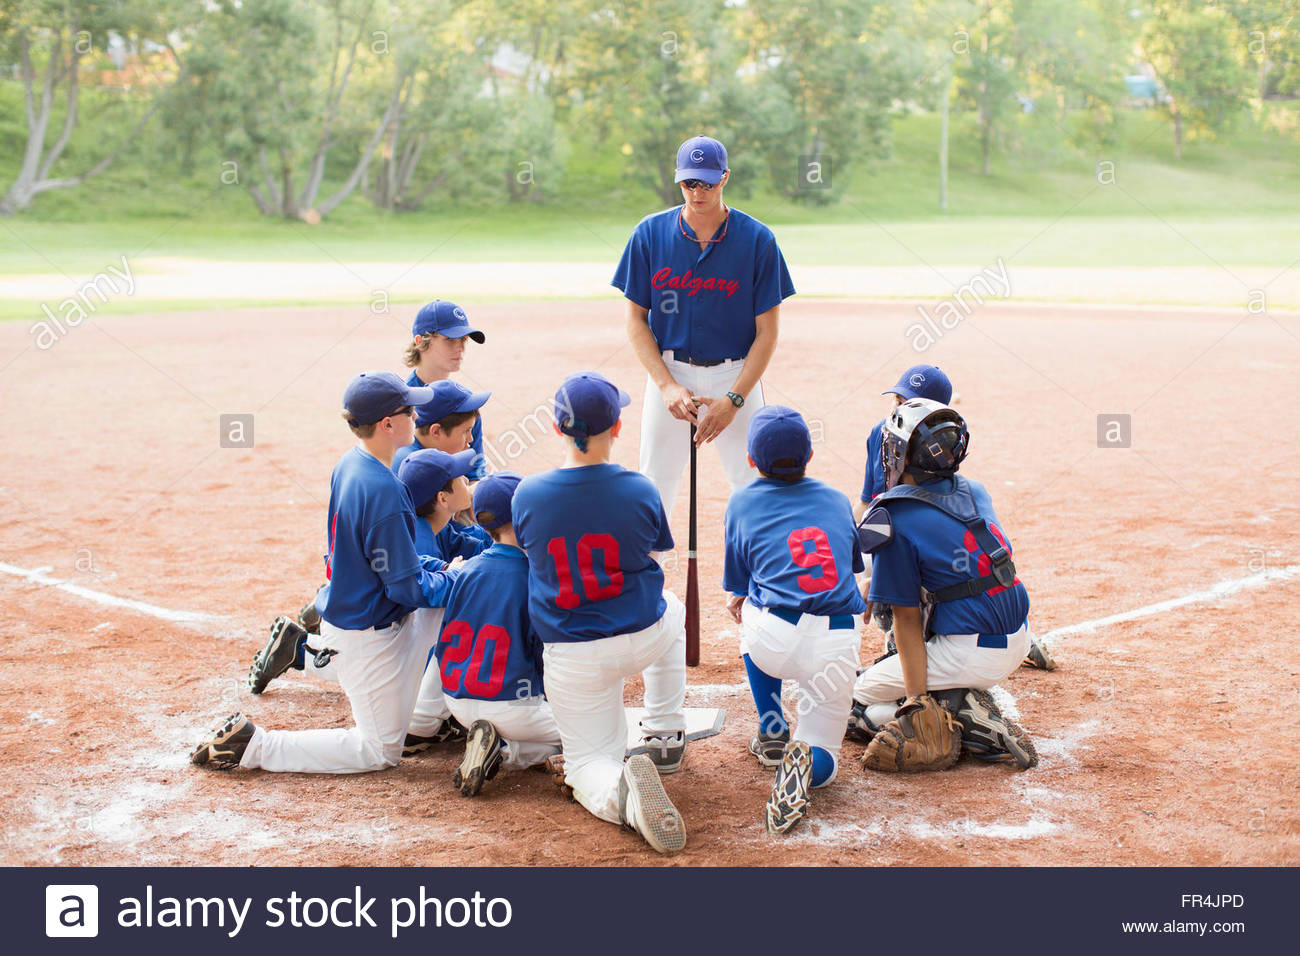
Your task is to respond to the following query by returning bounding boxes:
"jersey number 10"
[546,534,624,609]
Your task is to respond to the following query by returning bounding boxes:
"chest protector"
[858,476,1017,605]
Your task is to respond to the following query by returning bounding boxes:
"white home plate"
[624,707,726,755]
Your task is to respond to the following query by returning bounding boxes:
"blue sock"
[742,654,786,736]
[810,746,836,788]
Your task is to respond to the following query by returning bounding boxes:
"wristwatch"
[726,391,745,408]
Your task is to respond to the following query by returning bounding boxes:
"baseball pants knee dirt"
[740,602,860,784]
[541,591,687,824]
[446,697,563,771]
[853,622,1032,726]
[240,614,437,773]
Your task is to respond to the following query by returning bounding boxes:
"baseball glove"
[297,596,321,635]
[862,694,961,773]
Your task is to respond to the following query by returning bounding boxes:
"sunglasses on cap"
[680,179,717,191]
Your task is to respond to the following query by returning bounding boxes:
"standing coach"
[613,134,796,518]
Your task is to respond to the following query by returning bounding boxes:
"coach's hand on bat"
[692,396,738,445]
[661,381,700,424]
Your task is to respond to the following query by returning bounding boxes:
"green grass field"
[2,107,1296,308]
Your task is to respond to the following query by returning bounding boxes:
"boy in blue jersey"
[853,365,953,522]
[192,371,462,774]
[392,379,491,479]
[396,448,489,754]
[434,472,563,797]
[245,443,489,700]
[403,299,488,475]
[512,371,688,855]
[615,134,796,520]
[852,399,1039,771]
[852,366,1055,672]
[723,406,866,834]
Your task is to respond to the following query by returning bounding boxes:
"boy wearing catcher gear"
[853,365,1055,673]
[512,372,688,854]
[615,134,795,519]
[404,299,488,480]
[397,448,485,754]
[433,472,563,797]
[723,406,866,833]
[852,398,1038,771]
[193,372,462,774]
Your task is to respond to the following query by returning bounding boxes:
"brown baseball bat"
[685,423,700,666]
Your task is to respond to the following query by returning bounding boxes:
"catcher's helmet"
[881,398,969,489]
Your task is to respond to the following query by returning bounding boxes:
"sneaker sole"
[453,721,501,797]
[1022,639,1057,671]
[623,755,686,854]
[190,713,251,769]
[766,742,813,834]
[964,691,1038,770]
[748,738,787,769]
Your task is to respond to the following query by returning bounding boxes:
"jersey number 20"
[547,534,624,609]
[439,621,510,697]
[788,527,838,594]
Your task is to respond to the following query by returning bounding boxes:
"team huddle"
[190,135,1053,855]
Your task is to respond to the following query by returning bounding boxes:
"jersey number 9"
[788,526,838,594]
[546,534,624,609]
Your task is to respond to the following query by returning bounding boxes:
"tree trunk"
[1172,108,1183,160]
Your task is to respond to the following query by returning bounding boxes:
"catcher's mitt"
[862,694,961,773]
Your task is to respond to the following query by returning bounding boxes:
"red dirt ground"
[1,298,1297,866]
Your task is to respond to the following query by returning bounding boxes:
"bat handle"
[685,423,699,667]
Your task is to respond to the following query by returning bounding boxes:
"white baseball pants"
[740,602,860,782]
[240,613,437,774]
[446,697,563,771]
[541,591,687,824]
[639,353,765,519]
[406,607,455,738]
[853,622,1032,726]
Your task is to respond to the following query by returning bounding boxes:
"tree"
[1142,3,1250,158]
[168,0,402,219]
[0,0,177,216]
[739,0,920,202]
[562,0,746,204]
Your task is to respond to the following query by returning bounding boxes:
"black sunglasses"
[680,179,717,191]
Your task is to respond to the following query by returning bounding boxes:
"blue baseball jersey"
[513,464,673,643]
[315,447,457,630]
[405,370,486,479]
[860,419,887,503]
[724,477,867,617]
[413,516,492,563]
[612,206,795,361]
[434,543,545,702]
[868,476,1030,636]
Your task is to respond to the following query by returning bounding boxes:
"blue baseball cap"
[885,365,953,404]
[472,471,524,531]
[415,380,491,428]
[343,371,434,426]
[554,371,630,439]
[412,300,485,343]
[747,405,812,476]
[398,448,478,509]
[674,135,728,185]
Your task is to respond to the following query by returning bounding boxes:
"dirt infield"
[1,297,1297,866]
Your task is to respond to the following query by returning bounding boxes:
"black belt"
[768,607,856,630]
[671,350,734,367]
